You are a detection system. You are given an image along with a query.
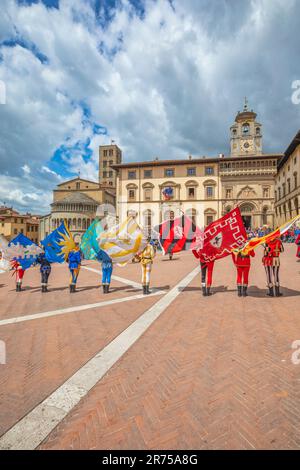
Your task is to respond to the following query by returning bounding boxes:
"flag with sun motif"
[193,208,247,264]
[41,221,76,263]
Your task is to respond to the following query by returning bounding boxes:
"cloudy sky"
[0,0,300,214]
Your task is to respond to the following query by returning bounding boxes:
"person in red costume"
[262,237,284,297]
[11,260,25,292]
[192,249,215,296]
[232,249,255,297]
[295,233,300,259]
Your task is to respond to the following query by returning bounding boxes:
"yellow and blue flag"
[41,221,76,263]
[97,216,147,265]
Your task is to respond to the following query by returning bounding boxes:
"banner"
[193,208,247,264]
[41,221,76,263]
[80,219,105,260]
[4,233,43,270]
[242,214,300,255]
[154,215,203,254]
[97,216,147,265]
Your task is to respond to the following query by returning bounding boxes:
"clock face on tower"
[241,140,254,152]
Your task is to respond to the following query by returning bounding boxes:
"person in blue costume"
[96,250,113,294]
[35,252,51,293]
[67,243,82,293]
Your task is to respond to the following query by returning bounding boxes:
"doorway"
[242,215,252,229]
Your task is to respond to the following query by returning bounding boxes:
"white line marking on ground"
[0,266,199,450]
[81,265,142,289]
[0,291,165,327]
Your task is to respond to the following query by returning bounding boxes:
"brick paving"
[1,247,300,449]
[0,252,195,438]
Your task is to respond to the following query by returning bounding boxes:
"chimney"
[219,153,225,158]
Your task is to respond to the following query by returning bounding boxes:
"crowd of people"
[246,226,300,243]
[1,225,300,299]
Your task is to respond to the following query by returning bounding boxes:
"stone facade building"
[113,102,282,233]
[275,130,300,225]
[0,206,40,243]
[39,145,121,241]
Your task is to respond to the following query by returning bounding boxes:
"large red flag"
[193,208,247,264]
[154,215,203,254]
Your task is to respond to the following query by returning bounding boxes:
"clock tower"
[230,98,262,156]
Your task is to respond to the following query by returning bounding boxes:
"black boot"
[69,284,72,293]
[275,285,283,297]
[106,284,110,294]
[267,286,274,297]
[202,286,207,296]
[143,285,147,295]
[103,284,106,294]
[146,284,151,295]
[16,283,20,292]
[73,284,76,293]
[206,287,212,296]
[41,285,45,293]
[242,285,248,297]
[237,285,242,297]
[44,285,48,292]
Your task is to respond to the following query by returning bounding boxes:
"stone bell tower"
[230,98,263,157]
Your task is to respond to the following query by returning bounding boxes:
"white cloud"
[0,0,300,214]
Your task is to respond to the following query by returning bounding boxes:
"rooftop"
[52,192,99,206]
[112,153,283,170]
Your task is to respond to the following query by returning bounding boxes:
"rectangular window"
[109,171,113,178]
[109,149,113,156]
[103,160,107,168]
[226,188,232,199]
[144,189,152,201]
[128,189,135,200]
[206,215,214,226]
[263,187,270,198]
[128,171,136,179]
[103,150,108,157]
[165,168,174,177]
[205,166,214,175]
[188,187,195,199]
[187,167,196,176]
[103,171,107,178]
[206,186,214,198]
[144,169,152,178]
[109,160,113,165]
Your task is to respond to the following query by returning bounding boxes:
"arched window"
[256,127,260,135]
[82,219,86,230]
[242,122,250,135]
[78,219,82,229]
[73,218,76,229]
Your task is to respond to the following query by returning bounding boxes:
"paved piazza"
[0,245,299,450]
